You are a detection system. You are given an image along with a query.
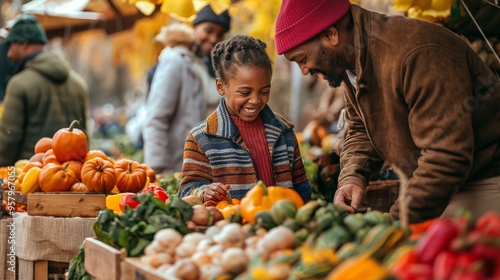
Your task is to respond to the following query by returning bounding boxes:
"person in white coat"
[143,23,208,173]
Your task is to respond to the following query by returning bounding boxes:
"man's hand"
[334,184,365,213]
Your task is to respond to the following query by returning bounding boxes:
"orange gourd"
[29,152,44,163]
[140,164,156,183]
[52,120,88,163]
[42,149,60,166]
[65,160,83,181]
[22,161,42,173]
[70,182,89,192]
[34,137,53,154]
[81,158,116,193]
[84,150,109,163]
[240,181,305,224]
[39,163,78,192]
[114,159,147,193]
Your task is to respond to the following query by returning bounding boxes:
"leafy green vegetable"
[93,193,193,257]
[67,245,92,280]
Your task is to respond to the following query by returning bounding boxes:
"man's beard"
[311,47,349,88]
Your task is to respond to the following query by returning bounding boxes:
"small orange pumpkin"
[29,152,44,163]
[42,149,60,166]
[114,159,147,193]
[81,158,116,193]
[140,164,156,183]
[65,160,83,181]
[84,150,109,163]
[52,120,88,163]
[39,163,78,192]
[34,137,53,154]
[70,182,89,192]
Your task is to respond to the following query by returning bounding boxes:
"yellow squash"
[240,181,304,224]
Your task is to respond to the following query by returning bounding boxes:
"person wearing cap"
[0,14,89,166]
[275,0,500,223]
[146,4,231,114]
[143,23,209,174]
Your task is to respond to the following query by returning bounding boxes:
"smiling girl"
[179,35,312,203]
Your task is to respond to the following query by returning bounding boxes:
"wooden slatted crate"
[84,238,125,280]
[27,193,105,217]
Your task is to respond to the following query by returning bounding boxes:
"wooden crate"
[18,259,67,280]
[358,179,400,213]
[84,238,125,280]
[27,193,106,217]
[121,258,167,280]
[2,191,27,205]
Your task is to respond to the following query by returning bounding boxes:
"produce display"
[70,178,500,280]
[2,123,499,280]
[1,120,157,197]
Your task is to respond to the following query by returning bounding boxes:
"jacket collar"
[350,4,373,91]
[205,97,294,143]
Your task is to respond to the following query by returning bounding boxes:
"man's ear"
[321,26,339,47]
[215,78,225,96]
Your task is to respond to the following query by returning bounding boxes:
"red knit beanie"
[275,0,351,55]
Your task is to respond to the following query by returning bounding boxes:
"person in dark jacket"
[0,28,14,102]
[0,14,89,166]
[274,0,500,223]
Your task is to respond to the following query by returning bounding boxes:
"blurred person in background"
[142,23,208,174]
[145,4,231,113]
[0,28,14,107]
[0,14,89,166]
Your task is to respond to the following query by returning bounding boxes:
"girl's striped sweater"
[179,97,312,201]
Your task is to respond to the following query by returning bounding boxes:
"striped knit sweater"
[179,97,312,201]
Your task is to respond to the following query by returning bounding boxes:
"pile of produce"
[10,120,156,195]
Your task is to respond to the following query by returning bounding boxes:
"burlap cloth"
[14,213,96,262]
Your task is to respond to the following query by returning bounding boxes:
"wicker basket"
[358,179,400,213]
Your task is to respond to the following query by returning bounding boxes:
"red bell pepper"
[450,252,485,280]
[398,263,433,280]
[433,250,458,280]
[415,218,459,264]
[475,211,500,237]
[141,185,168,203]
[119,193,140,211]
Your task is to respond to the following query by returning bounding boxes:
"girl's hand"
[203,183,230,202]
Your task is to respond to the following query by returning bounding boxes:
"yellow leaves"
[193,0,231,15]
[393,0,456,23]
[160,0,196,21]
[393,0,415,11]
[135,1,157,16]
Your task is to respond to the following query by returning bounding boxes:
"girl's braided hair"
[211,35,273,83]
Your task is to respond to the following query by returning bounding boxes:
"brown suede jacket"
[338,5,500,223]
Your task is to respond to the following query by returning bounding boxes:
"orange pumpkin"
[22,161,43,173]
[29,152,44,163]
[52,120,88,163]
[84,150,109,163]
[70,182,89,192]
[114,159,147,193]
[140,164,156,183]
[39,163,78,192]
[65,160,83,181]
[42,149,60,166]
[81,158,116,193]
[34,137,53,154]
[17,171,26,184]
